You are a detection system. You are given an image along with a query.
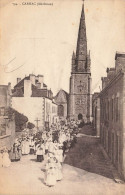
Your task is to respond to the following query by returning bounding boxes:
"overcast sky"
[0,0,125,95]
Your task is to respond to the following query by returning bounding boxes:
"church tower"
[68,3,92,122]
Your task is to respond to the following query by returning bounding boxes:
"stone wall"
[69,73,91,122]
[100,73,125,180]
[92,93,100,137]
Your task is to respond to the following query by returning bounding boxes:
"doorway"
[78,113,83,120]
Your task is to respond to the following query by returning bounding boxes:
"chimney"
[38,75,44,88]
[115,52,125,73]
[36,82,41,89]
[29,74,35,85]
[24,80,32,97]
[17,78,21,84]
[106,67,115,80]
[101,77,108,90]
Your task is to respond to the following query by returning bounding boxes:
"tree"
[27,122,35,129]
[7,107,28,132]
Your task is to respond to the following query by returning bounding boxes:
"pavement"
[0,126,125,195]
[0,154,125,195]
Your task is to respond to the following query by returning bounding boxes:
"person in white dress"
[45,159,57,187]
[48,141,55,154]
[57,148,63,164]
[2,148,11,168]
[56,160,63,181]
[22,139,26,155]
[25,139,30,154]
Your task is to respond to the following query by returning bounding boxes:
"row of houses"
[92,52,125,180]
[0,74,61,150]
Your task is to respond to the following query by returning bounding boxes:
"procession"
[0,120,79,187]
[0,0,125,194]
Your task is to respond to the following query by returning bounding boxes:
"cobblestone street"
[0,125,125,195]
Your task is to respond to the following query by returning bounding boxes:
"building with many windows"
[99,52,125,180]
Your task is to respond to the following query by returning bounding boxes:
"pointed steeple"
[76,2,87,72]
[81,3,85,19]
[71,51,76,72]
[72,51,76,60]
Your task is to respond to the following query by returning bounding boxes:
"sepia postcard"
[0,0,125,194]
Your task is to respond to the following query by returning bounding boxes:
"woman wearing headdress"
[47,151,54,162]
[14,142,20,161]
[9,144,15,162]
[22,138,26,155]
[2,148,11,167]
[45,158,57,187]
[25,138,30,155]
[29,139,35,154]
[18,140,22,159]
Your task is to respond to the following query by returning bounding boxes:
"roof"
[12,74,53,98]
[32,85,47,97]
[115,52,125,60]
[54,89,69,104]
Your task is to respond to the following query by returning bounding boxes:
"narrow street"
[65,125,113,179]
[0,125,125,195]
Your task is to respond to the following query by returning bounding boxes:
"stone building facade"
[0,83,15,150]
[54,89,68,120]
[92,92,100,137]
[99,52,125,180]
[68,4,92,122]
[12,74,58,130]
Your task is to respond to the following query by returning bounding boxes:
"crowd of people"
[0,119,80,187]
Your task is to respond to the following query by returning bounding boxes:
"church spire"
[71,51,76,72]
[81,3,85,19]
[76,2,87,72]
